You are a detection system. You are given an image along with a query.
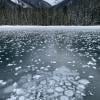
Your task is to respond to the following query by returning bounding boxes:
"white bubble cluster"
[6,66,89,100]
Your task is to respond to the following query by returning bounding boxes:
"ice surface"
[0,26,99,99]
[4,66,89,100]
[64,90,74,97]
[55,87,64,92]
[60,96,69,100]
[78,79,90,85]
[88,75,94,79]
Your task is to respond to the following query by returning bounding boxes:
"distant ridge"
[0,0,73,8]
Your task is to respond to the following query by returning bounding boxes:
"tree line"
[0,0,100,25]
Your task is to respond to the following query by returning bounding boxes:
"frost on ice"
[5,66,89,100]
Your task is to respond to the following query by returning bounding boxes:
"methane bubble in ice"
[5,66,89,100]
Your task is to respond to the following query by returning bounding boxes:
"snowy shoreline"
[0,26,100,32]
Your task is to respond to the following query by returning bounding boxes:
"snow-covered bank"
[0,26,100,32]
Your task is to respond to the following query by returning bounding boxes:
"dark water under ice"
[0,30,100,100]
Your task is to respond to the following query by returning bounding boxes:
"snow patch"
[43,0,64,6]
[11,0,19,4]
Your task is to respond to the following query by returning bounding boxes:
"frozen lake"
[0,26,100,100]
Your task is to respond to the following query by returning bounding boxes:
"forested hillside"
[0,0,100,25]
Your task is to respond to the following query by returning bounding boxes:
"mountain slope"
[0,0,75,8]
[21,0,51,8]
[0,0,22,8]
[11,0,31,8]
[9,0,70,8]
[0,0,100,25]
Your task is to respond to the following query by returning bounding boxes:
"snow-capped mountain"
[1,0,74,8]
[9,0,66,8]
[11,0,19,4]
[10,0,31,8]
[43,0,64,6]
[11,0,64,6]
